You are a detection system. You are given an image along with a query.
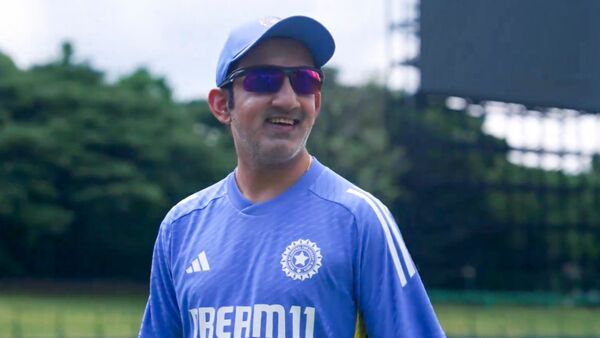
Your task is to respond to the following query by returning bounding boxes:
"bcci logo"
[259,16,280,27]
[281,239,322,281]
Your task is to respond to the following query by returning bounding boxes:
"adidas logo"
[186,251,210,273]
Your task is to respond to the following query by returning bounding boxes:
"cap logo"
[259,16,280,27]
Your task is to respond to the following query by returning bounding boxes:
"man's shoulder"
[163,175,229,225]
[310,165,388,221]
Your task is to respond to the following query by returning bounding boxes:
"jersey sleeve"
[139,218,182,338]
[348,188,446,338]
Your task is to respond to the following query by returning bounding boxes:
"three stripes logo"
[347,187,417,287]
[186,251,210,274]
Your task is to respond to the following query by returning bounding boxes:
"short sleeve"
[139,218,182,338]
[348,188,446,338]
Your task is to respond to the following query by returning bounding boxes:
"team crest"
[281,239,322,281]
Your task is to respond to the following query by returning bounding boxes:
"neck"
[235,151,312,203]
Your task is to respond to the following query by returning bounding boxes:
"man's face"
[227,38,321,167]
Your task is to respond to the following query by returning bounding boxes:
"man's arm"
[139,219,182,338]
[349,188,446,338]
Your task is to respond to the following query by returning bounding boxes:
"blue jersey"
[139,158,445,338]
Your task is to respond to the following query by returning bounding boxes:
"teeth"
[269,117,295,125]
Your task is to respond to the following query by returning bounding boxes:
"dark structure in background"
[387,0,600,292]
[420,0,600,112]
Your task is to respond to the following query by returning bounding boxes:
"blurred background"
[1,0,599,337]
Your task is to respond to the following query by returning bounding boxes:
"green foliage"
[0,44,234,279]
[0,43,597,291]
[383,97,600,291]
[309,68,406,203]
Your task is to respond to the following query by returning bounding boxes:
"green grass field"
[0,293,146,338]
[436,304,600,337]
[1,292,599,337]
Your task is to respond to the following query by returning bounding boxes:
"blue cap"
[215,16,336,86]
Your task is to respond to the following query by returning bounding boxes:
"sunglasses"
[219,66,324,95]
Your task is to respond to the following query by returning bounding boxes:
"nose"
[271,77,301,111]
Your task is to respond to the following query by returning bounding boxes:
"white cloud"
[0,0,47,66]
[0,0,395,100]
[315,1,386,84]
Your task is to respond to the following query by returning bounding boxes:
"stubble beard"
[231,115,314,168]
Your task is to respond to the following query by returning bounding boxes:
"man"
[139,15,445,338]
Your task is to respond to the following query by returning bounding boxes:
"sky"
[1,0,598,173]
[0,0,391,100]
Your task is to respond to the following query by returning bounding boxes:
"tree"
[0,44,234,279]
[309,68,406,203]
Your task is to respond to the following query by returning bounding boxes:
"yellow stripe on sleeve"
[353,310,366,338]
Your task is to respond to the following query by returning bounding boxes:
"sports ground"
[1,292,599,338]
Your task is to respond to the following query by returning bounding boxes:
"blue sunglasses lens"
[243,68,285,93]
[290,69,322,94]
[241,67,322,94]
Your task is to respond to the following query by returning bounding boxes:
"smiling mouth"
[266,117,299,126]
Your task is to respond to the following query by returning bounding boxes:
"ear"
[208,88,231,124]
[314,91,322,117]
